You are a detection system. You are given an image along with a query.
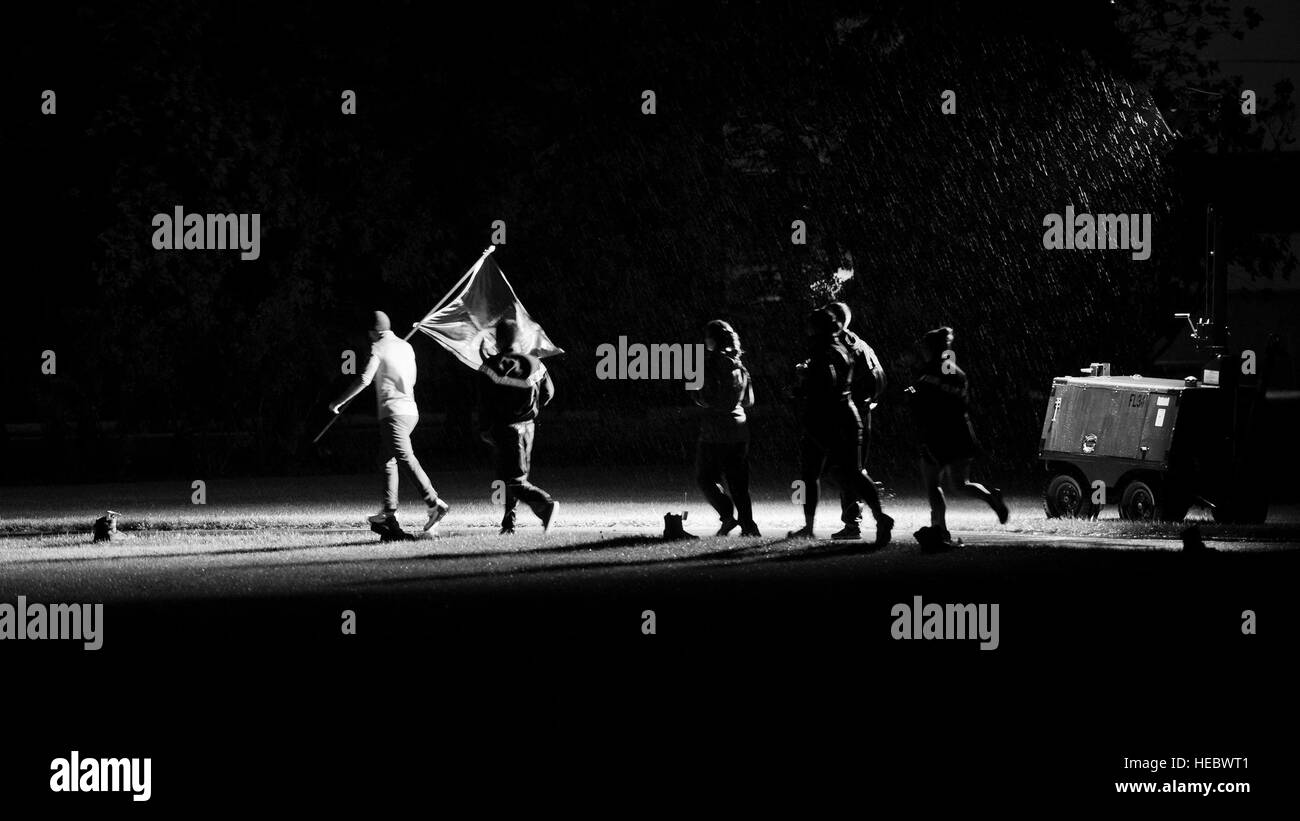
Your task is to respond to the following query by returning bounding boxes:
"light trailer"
[1037,205,1269,524]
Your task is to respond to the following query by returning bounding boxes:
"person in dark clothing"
[694,320,760,537]
[905,326,1008,549]
[826,301,887,529]
[477,319,559,534]
[788,309,894,544]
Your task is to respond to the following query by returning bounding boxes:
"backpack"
[851,340,887,406]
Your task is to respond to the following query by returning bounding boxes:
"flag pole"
[319,246,496,443]
[405,245,496,341]
[312,402,348,444]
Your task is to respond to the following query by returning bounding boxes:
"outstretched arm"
[329,352,379,413]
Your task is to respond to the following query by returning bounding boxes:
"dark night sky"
[1209,0,1300,119]
[2,0,1295,481]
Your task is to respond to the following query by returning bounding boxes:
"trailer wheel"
[1044,473,1096,519]
[1119,480,1159,521]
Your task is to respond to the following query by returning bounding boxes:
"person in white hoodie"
[330,311,450,536]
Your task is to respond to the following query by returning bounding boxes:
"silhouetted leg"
[724,441,754,527]
[861,407,872,468]
[921,455,946,532]
[501,421,553,521]
[799,435,825,529]
[854,467,884,520]
[839,425,867,526]
[697,441,735,524]
[829,454,884,523]
[839,483,864,525]
[841,407,872,524]
[828,423,883,524]
[510,479,553,519]
[950,458,994,504]
[493,422,525,528]
[501,484,518,530]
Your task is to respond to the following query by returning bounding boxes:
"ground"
[2,468,1296,645]
[2,468,1297,602]
[3,468,1295,808]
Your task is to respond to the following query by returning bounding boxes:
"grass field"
[1,467,1296,604]
[2,466,1296,539]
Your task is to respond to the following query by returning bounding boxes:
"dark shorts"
[920,421,978,466]
[697,439,750,479]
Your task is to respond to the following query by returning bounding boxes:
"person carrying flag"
[478,319,559,534]
[329,310,451,538]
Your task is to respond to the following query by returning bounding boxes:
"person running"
[905,326,1009,550]
[478,319,559,534]
[694,319,760,537]
[329,310,450,538]
[825,301,887,529]
[788,309,894,544]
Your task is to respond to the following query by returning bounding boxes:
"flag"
[412,249,564,370]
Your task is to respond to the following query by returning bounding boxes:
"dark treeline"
[2,0,1292,483]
